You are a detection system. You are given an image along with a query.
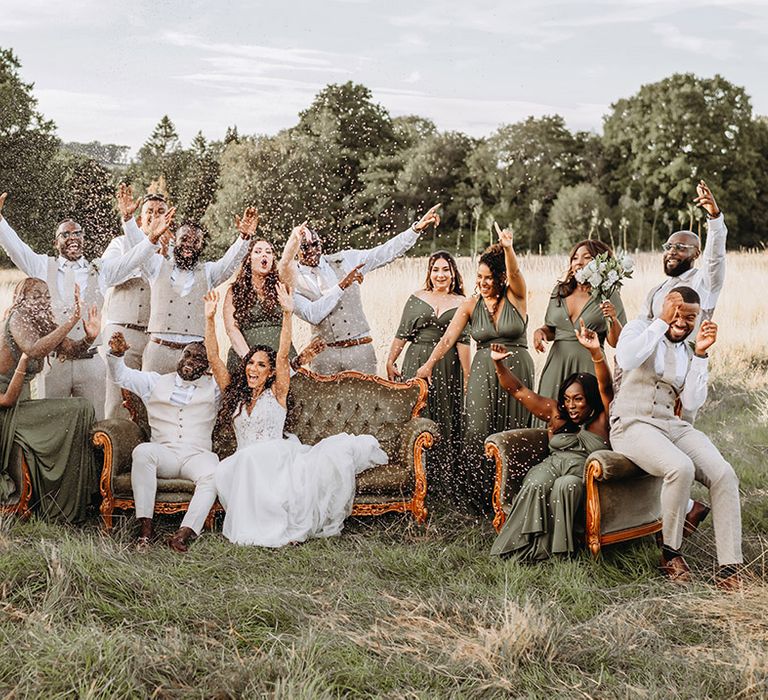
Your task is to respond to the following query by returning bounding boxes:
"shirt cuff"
[690,354,709,372]
[648,318,669,336]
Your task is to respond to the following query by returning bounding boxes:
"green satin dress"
[0,317,97,522]
[490,426,608,561]
[537,286,626,403]
[461,294,534,514]
[396,295,468,497]
[226,295,296,375]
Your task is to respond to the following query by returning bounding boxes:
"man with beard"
[0,192,154,420]
[291,204,441,375]
[107,331,220,551]
[117,207,256,374]
[610,287,743,590]
[639,180,726,329]
[101,185,173,419]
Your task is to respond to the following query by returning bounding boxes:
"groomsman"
[117,207,257,374]
[291,204,441,375]
[107,331,219,552]
[0,191,151,420]
[101,185,172,419]
[610,287,743,590]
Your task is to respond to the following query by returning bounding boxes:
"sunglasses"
[57,230,84,239]
[662,242,697,253]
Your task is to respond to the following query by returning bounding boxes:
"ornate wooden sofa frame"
[485,428,663,556]
[92,369,438,530]
[0,445,32,518]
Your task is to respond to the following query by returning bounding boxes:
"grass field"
[1,252,767,698]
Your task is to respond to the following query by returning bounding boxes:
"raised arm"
[57,303,101,359]
[415,297,474,382]
[490,344,557,422]
[8,287,83,359]
[106,332,158,401]
[0,353,29,407]
[576,319,613,412]
[0,192,48,279]
[277,222,306,288]
[694,181,727,316]
[271,283,294,407]
[222,286,250,360]
[495,223,526,316]
[203,290,231,392]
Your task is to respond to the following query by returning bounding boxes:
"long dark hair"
[231,239,280,327]
[554,372,604,434]
[556,239,613,299]
[477,243,506,298]
[423,250,464,295]
[216,344,277,433]
[10,278,57,333]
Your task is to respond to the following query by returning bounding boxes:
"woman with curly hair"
[385,251,469,497]
[533,239,625,405]
[204,287,386,547]
[417,226,534,513]
[0,278,100,521]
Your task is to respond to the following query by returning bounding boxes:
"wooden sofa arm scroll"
[398,417,439,524]
[92,419,145,478]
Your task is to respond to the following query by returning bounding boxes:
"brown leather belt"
[54,347,98,361]
[326,336,373,349]
[116,323,147,332]
[151,337,189,351]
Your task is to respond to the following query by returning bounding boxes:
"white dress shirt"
[615,318,709,415]
[639,214,727,321]
[106,352,221,404]
[293,226,419,327]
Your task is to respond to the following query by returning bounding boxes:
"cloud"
[652,22,733,59]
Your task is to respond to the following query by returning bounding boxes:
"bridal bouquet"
[574,250,634,304]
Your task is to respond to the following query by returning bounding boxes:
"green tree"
[602,73,766,247]
[547,183,610,253]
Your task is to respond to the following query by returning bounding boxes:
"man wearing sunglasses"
[0,191,155,419]
[291,204,441,375]
[639,180,726,329]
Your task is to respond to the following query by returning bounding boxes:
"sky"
[3,0,768,153]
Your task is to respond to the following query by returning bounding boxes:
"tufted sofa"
[485,428,663,556]
[92,369,438,530]
[0,445,32,518]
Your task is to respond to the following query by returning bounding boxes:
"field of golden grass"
[2,251,767,384]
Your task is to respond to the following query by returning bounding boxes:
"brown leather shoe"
[683,500,710,537]
[715,572,743,592]
[660,554,692,583]
[168,526,195,553]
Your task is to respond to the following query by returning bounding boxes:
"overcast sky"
[3,0,767,152]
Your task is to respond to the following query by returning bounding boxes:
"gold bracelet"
[592,355,605,364]
[14,368,25,375]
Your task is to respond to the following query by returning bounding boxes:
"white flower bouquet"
[574,250,634,305]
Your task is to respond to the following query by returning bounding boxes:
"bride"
[203,285,387,546]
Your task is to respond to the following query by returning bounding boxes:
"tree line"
[2,46,767,265]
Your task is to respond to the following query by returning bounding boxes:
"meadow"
[1,250,767,698]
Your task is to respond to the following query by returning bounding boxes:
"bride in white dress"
[203,284,387,547]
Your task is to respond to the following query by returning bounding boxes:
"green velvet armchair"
[484,428,663,556]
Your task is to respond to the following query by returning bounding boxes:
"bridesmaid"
[417,226,533,514]
[385,251,470,496]
[533,239,625,404]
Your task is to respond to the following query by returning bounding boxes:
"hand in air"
[533,328,549,353]
[0,191,7,220]
[116,183,142,221]
[575,319,600,352]
[146,206,176,245]
[203,289,219,320]
[494,222,514,249]
[339,263,365,290]
[414,204,441,232]
[291,220,309,241]
[694,180,720,217]
[276,282,294,314]
[82,304,101,340]
[490,343,511,362]
[235,207,259,239]
[109,331,130,357]
[695,320,718,356]
[69,284,82,323]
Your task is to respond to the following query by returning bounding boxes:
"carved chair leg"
[100,501,114,531]
[204,510,215,532]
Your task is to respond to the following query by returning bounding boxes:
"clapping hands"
[116,183,142,222]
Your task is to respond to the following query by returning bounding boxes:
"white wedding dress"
[215,389,388,546]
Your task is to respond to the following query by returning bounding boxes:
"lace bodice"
[233,389,287,448]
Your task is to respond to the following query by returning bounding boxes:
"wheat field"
[4,251,764,384]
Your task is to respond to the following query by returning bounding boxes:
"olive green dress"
[461,294,534,514]
[396,295,468,497]
[0,318,97,522]
[537,287,626,403]
[490,426,608,561]
[226,295,296,374]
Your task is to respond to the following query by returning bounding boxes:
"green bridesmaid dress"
[396,295,468,497]
[460,293,534,514]
[537,286,626,403]
[1,318,97,522]
[490,426,608,561]
[226,295,296,375]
